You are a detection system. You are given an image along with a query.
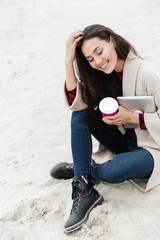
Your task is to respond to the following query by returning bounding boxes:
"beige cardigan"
[64,51,160,192]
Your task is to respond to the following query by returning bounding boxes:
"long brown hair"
[75,24,138,133]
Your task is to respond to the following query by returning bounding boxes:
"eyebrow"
[86,46,100,59]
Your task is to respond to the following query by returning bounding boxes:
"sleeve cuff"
[65,85,77,106]
[139,113,147,130]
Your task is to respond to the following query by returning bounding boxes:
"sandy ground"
[0,0,160,239]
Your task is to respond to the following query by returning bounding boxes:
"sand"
[0,0,160,239]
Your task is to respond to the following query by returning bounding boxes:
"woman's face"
[81,37,124,73]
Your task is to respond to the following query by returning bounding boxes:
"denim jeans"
[71,109,154,183]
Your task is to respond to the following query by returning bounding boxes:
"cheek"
[110,49,118,65]
[113,52,118,63]
[104,46,116,61]
[89,62,96,69]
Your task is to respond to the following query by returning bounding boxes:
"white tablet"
[117,96,156,128]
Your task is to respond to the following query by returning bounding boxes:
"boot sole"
[64,195,104,233]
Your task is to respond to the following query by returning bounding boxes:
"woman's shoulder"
[138,59,160,93]
[126,51,157,69]
[128,50,159,73]
[139,58,160,79]
[125,51,160,87]
[127,51,160,78]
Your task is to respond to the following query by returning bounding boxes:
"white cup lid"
[99,97,118,114]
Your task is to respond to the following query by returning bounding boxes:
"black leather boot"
[50,159,96,179]
[64,175,104,233]
[50,162,74,179]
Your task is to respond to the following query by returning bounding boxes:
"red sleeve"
[139,113,147,130]
[65,86,77,106]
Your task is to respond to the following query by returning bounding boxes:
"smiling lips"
[100,61,109,70]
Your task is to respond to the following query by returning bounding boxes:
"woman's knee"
[106,165,125,183]
[105,156,130,183]
[71,109,88,129]
[91,158,126,184]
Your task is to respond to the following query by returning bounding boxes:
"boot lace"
[70,181,80,213]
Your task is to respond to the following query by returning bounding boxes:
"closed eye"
[97,50,102,55]
[86,57,93,62]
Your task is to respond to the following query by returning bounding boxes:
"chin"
[104,68,114,74]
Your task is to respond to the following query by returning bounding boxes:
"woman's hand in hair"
[65,31,83,64]
[102,106,139,126]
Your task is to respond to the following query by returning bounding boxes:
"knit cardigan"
[64,51,160,192]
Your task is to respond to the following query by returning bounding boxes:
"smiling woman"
[75,25,137,115]
[50,24,160,233]
[81,37,121,73]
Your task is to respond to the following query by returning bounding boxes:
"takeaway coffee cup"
[99,97,119,118]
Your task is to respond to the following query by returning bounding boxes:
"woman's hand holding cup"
[99,97,134,126]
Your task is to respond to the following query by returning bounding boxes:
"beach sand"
[0,0,160,239]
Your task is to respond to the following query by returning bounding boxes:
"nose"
[94,56,102,67]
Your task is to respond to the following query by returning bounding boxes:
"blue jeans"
[71,109,154,183]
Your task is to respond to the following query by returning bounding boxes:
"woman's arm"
[103,67,160,136]
[65,61,77,91]
[64,31,88,111]
[65,31,83,91]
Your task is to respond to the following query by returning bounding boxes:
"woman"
[50,24,160,233]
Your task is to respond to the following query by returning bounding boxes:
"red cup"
[99,97,118,117]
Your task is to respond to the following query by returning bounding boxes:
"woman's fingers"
[71,30,83,36]
[65,31,83,63]
[65,30,83,63]
[102,106,133,126]
[67,31,83,44]
[74,35,83,44]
